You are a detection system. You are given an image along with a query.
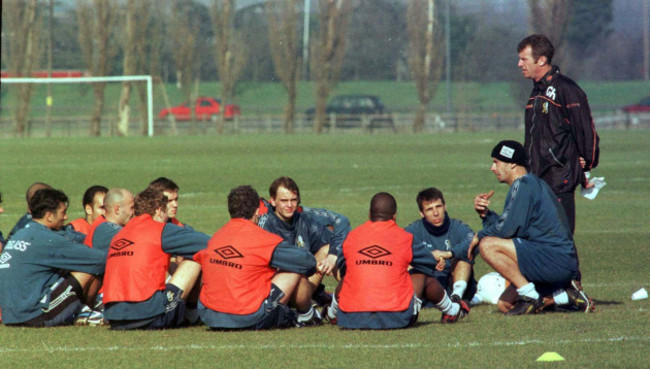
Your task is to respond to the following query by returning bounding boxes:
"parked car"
[621,96,650,113]
[158,96,241,122]
[304,94,395,132]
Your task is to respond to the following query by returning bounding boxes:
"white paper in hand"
[581,176,606,200]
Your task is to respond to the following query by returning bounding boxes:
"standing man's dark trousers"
[557,191,579,280]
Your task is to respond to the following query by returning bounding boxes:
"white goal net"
[0,75,154,137]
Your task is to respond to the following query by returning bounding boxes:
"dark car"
[621,96,650,113]
[305,95,395,132]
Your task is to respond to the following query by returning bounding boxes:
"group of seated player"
[0,140,594,330]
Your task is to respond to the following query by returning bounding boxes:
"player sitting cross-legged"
[0,189,105,327]
[322,192,470,329]
[195,185,317,330]
[405,187,478,308]
[102,188,210,330]
[258,176,336,325]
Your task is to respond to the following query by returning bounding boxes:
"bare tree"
[169,2,199,134]
[2,0,42,137]
[343,0,406,80]
[115,0,154,136]
[116,0,136,136]
[77,0,118,136]
[407,0,443,133]
[528,0,573,64]
[135,1,162,136]
[267,0,300,134]
[211,0,247,134]
[311,0,353,134]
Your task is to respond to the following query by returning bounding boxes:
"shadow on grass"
[412,320,435,328]
[591,299,623,306]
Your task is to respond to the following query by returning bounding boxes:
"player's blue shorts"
[514,238,579,285]
[337,294,421,330]
[13,275,83,327]
[109,284,187,330]
[199,284,298,330]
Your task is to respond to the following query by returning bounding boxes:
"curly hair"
[135,188,168,217]
[228,185,260,219]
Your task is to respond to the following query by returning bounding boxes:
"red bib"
[194,218,282,315]
[103,214,168,304]
[83,215,107,247]
[68,218,92,236]
[339,220,414,313]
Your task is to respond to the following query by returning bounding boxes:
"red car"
[621,96,650,113]
[158,96,241,121]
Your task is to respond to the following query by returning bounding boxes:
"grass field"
[0,130,648,368]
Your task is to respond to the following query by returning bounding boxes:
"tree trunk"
[13,0,39,137]
[314,84,329,134]
[15,85,33,137]
[136,83,149,136]
[90,83,106,136]
[414,102,427,133]
[285,84,296,134]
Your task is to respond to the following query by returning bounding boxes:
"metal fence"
[1,111,648,138]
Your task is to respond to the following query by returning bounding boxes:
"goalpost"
[1,75,154,137]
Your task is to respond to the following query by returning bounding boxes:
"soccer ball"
[476,272,508,305]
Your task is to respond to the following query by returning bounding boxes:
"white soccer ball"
[476,272,508,305]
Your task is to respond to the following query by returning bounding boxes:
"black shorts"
[253,284,298,330]
[19,275,83,328]
[110,284,187,330]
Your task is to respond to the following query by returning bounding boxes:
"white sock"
[553,290,569,305]
[297,306,315,323]
[435,291,459,316]
[452,281,467,298]
[328,295,339,319]
[517,282,540,300]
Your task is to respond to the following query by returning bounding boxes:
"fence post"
[362,114,370,132]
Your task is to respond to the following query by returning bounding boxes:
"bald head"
[104,188,135,226]
[369,192,397,222]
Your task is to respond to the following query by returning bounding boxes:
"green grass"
[0,130,648,368]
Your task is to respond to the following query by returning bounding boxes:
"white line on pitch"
[0,335,647,354]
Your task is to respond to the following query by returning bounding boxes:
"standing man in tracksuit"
[517,34,600,236]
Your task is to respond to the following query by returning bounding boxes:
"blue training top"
[0,221,106,324]
[477,173,574,246]
[258,208,333,255]
[405,217,475,277]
